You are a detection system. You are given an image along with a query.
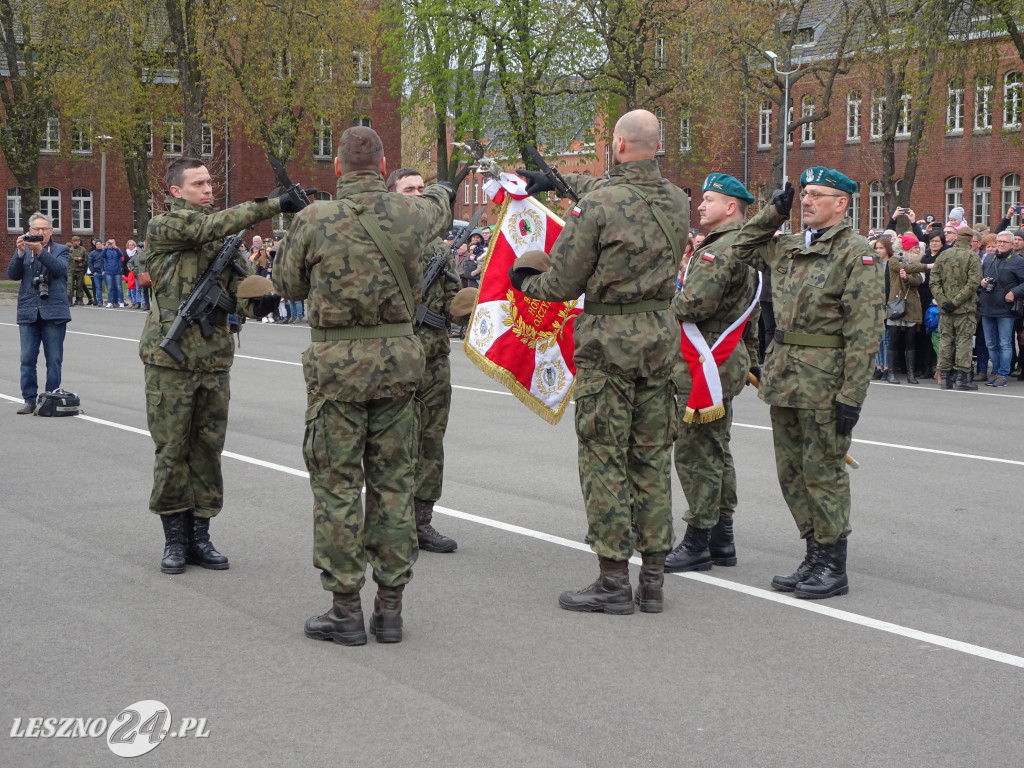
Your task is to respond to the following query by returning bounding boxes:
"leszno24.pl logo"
[10,700,209,758]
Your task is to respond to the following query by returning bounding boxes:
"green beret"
[801,166,858,195]
[702,173,755,204]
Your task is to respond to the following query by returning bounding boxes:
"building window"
[845,191,861,233]
[272,213,285,233]
[39,188,60,232]
[40,117,59,153]
[132,195,155,235]
[72,188,93,233]
[846,91,861,141]
[868,181,884,232]
[945,177,963,218]
[654,108,665,154]
[313,191,333,201]
[679,31,692,68]
[870,96,885,139]
[975,77,993,131]
[473,178,480,205]
[801,96,815,144]
[202,123,214,156]
[71,122,92,154]
[758,101,772,148]
[464,180,470,204]
[144,121,154,156]
[653,35,665,70]
[947,81,965,133]
[7,187,21,231]
[313,118,332,159]
[1004,71,1023,129]
[973,175,991,227]
[786,102,793,146]
[353,116,371,127]
[896,93,912,137]
[164,120,183,155]
[353,51,371,86]
[1002,173,1021,225]
[679,116,691,152]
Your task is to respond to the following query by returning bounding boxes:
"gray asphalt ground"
[1,302,1022,767]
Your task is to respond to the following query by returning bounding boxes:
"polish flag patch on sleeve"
[862,254,874,264]
[571,206,582,217]
[702,252,715,261]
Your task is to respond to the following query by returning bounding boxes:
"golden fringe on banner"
[682,403,726,424]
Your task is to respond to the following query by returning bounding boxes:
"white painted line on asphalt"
[5,387,1021,670]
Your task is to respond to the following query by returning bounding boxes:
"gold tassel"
[683,403,726,424]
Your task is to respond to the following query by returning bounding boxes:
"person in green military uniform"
[273,128,454,646]
[387,167,460,554]
[730,167,884,599]
[930,227,982,391]
[663,174,760,574]
[511,109,688,615]
[66,236,90,305]
[141,157,304,575]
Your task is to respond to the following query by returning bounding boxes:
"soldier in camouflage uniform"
[730,167,884,599]
[662,174,760,574]
[387,168,460,553]
[930,227,982,391]
[66,236,90,305]
[141,157,302,575]
[273,128,453,646]
[513,109,687,615]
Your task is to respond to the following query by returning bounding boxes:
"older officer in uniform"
[141,157,301,575]
[664,174,760,574]
[274,127,453,646]
[730,167,883,599]
[387,167,460,553]
[930,227,983,390]
[511,109,687,615]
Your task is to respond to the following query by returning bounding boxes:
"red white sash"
[679,255,762,423]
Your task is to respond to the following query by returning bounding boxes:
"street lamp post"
[764,46,814,185]
[95,135,113,241]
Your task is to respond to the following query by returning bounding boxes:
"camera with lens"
[24,234,44,242]
[983,277,995,292]
[32,273,50,299]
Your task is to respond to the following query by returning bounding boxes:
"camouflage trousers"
[67,268,88,301]
[304,392,418,594]
[413,353,451,503]
[937,313,976,372]
[674,397,737,530]
[769,405,852,545]
[574,367,676,561]
[144,364,229,518]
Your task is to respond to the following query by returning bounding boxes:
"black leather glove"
[437,181,457,204]
[941,301,956,314]
[251,293,281,318]
[508,265,543,292]
[748,365,761,385]
[274,185,311,214]
[834,400,861,437]
[516,169,555,196]
[770,181,795,218]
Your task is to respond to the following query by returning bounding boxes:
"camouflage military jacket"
[730,206,883,409]
[139,197,278,371]
[930,244,982,314]
[671,219,760,399]
[415,237,460,360]
[272,171,451,401]
[520,159,687,379]
[67,245,88,271]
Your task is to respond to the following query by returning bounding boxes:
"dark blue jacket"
[7,242,72,324]
[102,246,125,274]
[978,252,1024,318]
[87,247,104,273]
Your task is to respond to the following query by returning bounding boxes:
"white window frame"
[164,120,183,156]
[896,93,912,138]
[463,180,470,204]
[846,91,861,141]
[132,194,155,236]
[947,82,964,133]
[870,96,885,139]
[801,96,815,144]
[1002,173,1021,226]
[72,188,93,233]
[945,177,963,218]
[202,123,214,157]
[973,175,991,228]
[975,79,993,132]
[654,108,665,154]
[144,121,154,156]
[868,181,884,232]
[313,191,333,201]
[679,116,691,152]
[654,36,665,70]
[786,103,793,146]
[7,187,21,232]
[40,117,60,153]
[71,122,92,154]
[758,101,772,148]
[353,51,371,86]
[39,188,60,232]
[845,191,861,233]
[1004,71,1022,129]
[313,118,332,159]
[272,213,286,233]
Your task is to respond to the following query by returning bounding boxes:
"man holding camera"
[7,212,71,414]
[977,232,1024,387]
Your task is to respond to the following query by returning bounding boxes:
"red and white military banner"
[462,172,583,424]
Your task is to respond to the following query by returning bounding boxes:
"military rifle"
[526,146,578,203]
[159,232,248,364]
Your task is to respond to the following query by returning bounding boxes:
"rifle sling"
[621,183,682,269]
[341,199,415,318]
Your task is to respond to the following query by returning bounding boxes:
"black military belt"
[414,305,448,331]
[311,323,413,341]
[584,298,670,315]
[773,329,845,348]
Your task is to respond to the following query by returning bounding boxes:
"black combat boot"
[905,351,918,384]
[185,513,230,570]
[160,512,187,574]
[414,499,457,553]
[634,553,666,613]
[558,557,634,614]
[794,537,849,599]
[954,370,978,391]
[304,592,367,646]
[709,516,737,566]
[664,525,712,573]
[770,537,821,592]
[940,370,954,390]
[369,584,405,643]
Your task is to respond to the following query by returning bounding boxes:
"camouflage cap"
[702,173,754,204]
[957,226,975,243]
[801,166,858,195]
